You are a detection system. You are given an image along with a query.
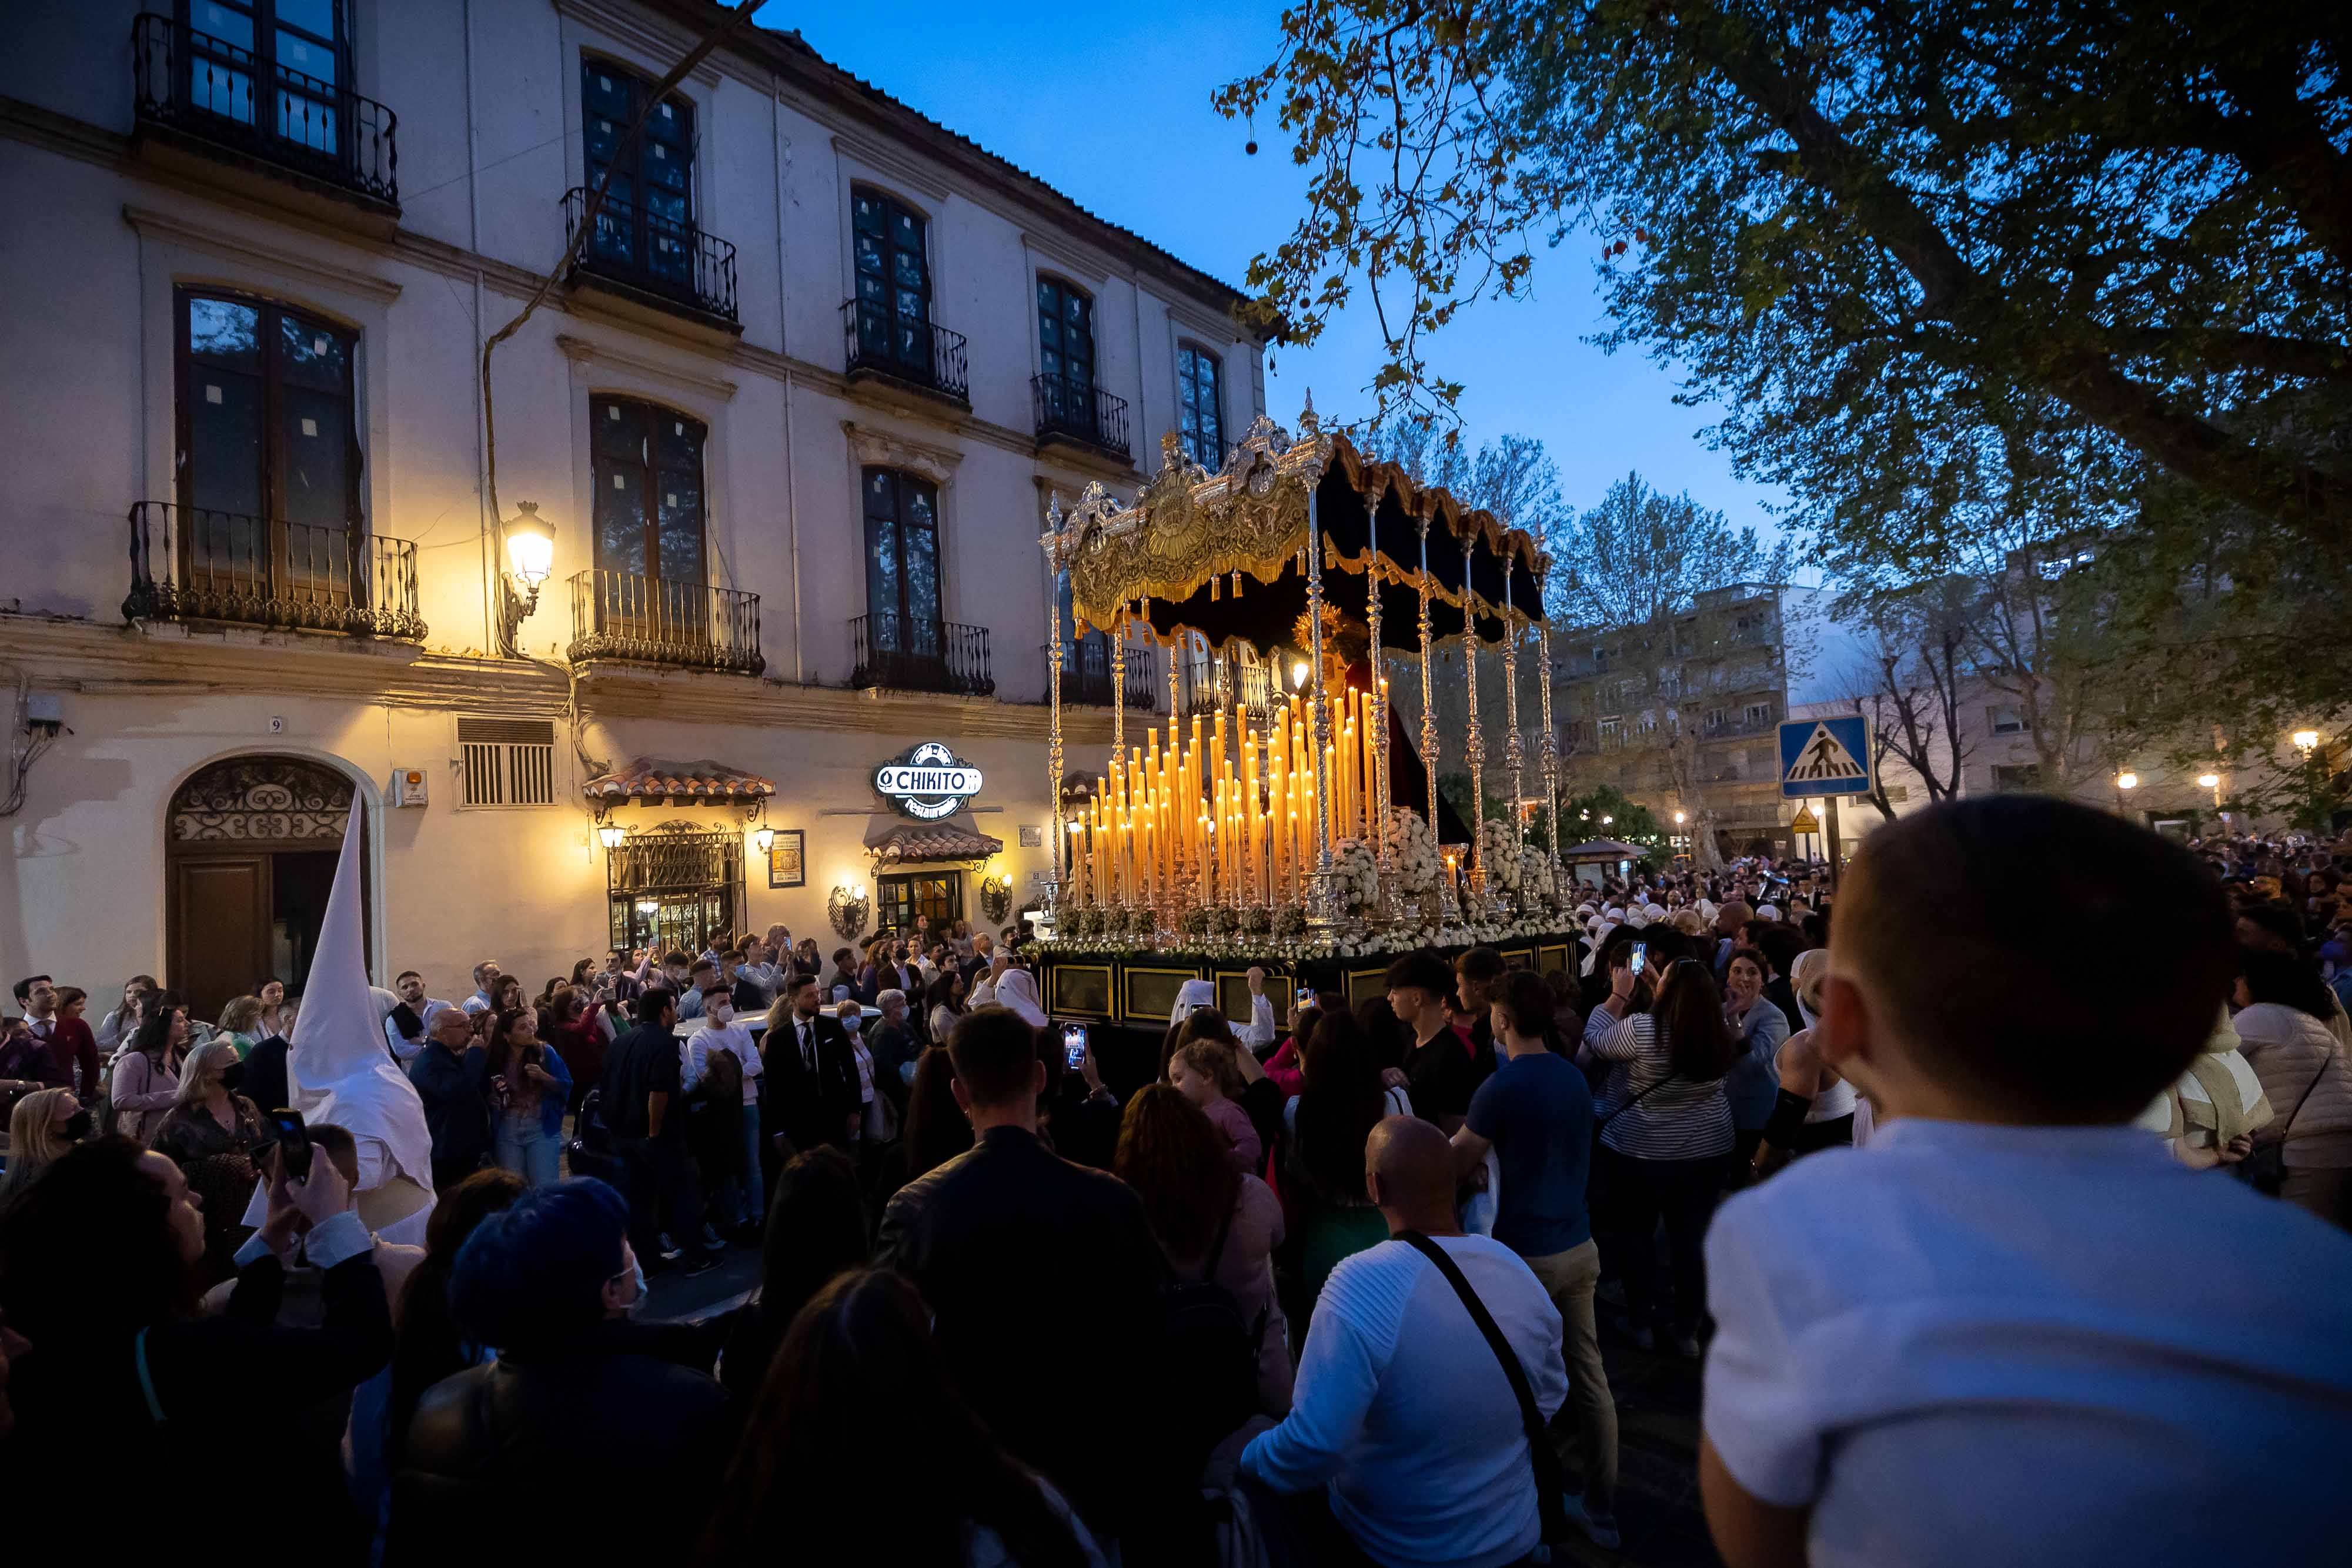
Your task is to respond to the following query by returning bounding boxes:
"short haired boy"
[1699,797,2352,1568]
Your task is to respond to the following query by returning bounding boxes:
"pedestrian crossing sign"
[1779,716,1872,798]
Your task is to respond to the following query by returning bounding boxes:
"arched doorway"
[166,755,363,1021]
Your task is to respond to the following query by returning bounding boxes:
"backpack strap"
[1395,1231,1567,1547]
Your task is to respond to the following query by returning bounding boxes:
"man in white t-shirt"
[683,985,764,1232]
[1242,1116,1565,1568]
[1701,797,2352,1568]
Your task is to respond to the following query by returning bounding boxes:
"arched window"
[1178,343,1224,468]
[1037,276,1097,430]
[851,189,934,378]
[862,465,943,668]
[581,59,697,294]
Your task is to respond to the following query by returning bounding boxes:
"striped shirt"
[1581,1009,1733,1161]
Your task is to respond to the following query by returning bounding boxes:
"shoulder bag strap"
[1598,1069,1679,1128]
[132,1325,166,1427]
[1396,1231,1568,1546]
[2277,1051,2334,1141]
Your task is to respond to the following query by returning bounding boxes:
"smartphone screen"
[271,1107,313,1181]
[1631,942,1648,976]
[1062,1023,1088,1068]
[1295,987,1314,1011]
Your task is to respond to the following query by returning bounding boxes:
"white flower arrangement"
[1517,844,1556,910]
[1478,820,1525,892]
[1034,905,1581,964]
[1388,808,1441,898]
[1332,836,1380,915]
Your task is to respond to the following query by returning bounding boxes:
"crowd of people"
[2,798,2349,1566]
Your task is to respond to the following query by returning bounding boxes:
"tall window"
[592,397,706,586]
[863,466,943,660]
[852,190,933,376]
[177,288,360,590]
[582,61,696,293]
[1178,344,1224,468]
[181,0,347,156]
[1038,278,1095,425]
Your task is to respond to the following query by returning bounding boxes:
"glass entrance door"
[877,870,961,940]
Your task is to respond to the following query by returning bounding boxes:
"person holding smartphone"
[1239,967,1281,1054]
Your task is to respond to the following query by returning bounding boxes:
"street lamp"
[597,823,626,852]
[1673,811,1686,824]
[497,501,556,656]
[2197,773,2220,788]
[1601,814,1613,826]
[2293,729,2321,755]
[2116,771,2139,791]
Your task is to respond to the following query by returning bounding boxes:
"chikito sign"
[874,741,984,821]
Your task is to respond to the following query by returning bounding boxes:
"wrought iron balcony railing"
[841,299,969,403]
[124,503,423,640]
[568,570,763,675]
[131,14,399,207]
[1032,373,1132,459]
[563,187,739,324]
[1044,638,1158,708]
[851,613,993,697]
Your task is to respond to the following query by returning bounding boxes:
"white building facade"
[0,0,1265,1018]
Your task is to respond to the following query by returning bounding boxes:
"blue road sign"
[1779,716,1872,798]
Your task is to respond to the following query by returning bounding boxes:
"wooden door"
[171,854,272,1021]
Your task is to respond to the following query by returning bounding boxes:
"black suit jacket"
[874,1126,1177,1542]
[766,1011,859,1152]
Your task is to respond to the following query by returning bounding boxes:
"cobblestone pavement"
[1559,1332,1724,1567]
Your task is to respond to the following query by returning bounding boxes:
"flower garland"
[1035,908,1580,962]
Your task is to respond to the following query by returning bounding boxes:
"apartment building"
[1552,584,1849,861]
[0,0,1265,1015]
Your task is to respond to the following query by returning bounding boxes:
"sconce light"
[497,502,556,657]
[754,825,776,855]
[597,822,626,851]
[828,882,871,941]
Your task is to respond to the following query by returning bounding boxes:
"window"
[1598,717,1623,750]
[1038,278,1096,424]
[177,288,361,591]
[851,189,933,377]
[1992,764,2044,793]
[878,871,961,937]
[592,397,705,586]
[181,0,348,156]
[1178,345,1224,468]
[457,718,556,807]
[863,466,944,662]
[581,61,697,293]
[1987,704,2026,735]
[1746,700,1773,726]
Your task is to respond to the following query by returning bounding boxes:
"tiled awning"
[863,814,1003,864]
[583,755,777,807]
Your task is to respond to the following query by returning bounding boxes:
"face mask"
[710,1003,733,1024]
[219,1061,247,1094]
[617,1257,647,1316]
[61,1109,92,1142]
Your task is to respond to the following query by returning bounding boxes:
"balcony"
[1032,373,1132,464]
[131,14,399,221]
[563,188,739,330]
[851,614,994,697]
[123,503,424,640]
[567,570,763,676]
[841,299,970,410]
[1045,639,1158,708]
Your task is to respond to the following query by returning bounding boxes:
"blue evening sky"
[761,2,1788,544]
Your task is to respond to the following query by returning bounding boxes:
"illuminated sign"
[874,741,984,821]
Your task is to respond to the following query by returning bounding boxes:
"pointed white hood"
[288,802,436,1195]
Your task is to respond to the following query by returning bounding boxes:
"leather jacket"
[389,1319,731,1565]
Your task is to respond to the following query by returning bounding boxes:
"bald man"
[1241,1116,1568,1568]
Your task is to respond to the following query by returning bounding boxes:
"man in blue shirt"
[1455,968,1619,1550]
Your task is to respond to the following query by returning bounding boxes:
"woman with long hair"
[541,984,612,1118]
[253,978,290,1042]
[0,1086,84,1208]
[147,1039,268,1285]
[110,995,188,1145]
[483,1007,570,1187]
[868,1048,973,1235]
[1284,1008,1411,1308]
[386,1166,527,1469]
[95,975,157,1055]
[699,1268,1100,1568]
[1579,955,1739,1356]
[719,1146,868,1399]
[925,969,966,1047]
[1114,1085,1291,1419]
[47,987,101,1097]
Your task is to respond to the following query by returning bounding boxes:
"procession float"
[1031,400,1589,1031]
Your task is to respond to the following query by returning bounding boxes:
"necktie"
[801,1022,814,1072]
